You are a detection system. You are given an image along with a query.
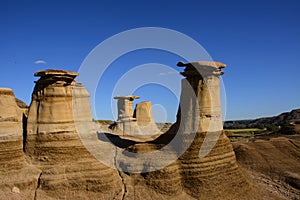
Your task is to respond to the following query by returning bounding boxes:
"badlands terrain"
[0,61,299,199]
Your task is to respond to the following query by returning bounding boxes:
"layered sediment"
[25,70,123,199]
[0,88,24,170]
[176,61,251,198]
[0,88,41,199]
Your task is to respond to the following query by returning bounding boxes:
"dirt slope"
[233,135,300,200]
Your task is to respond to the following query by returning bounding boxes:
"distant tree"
[280,120,291,126]
[279,120,295,135]
[265,124,280,132]
[257,124,265,129]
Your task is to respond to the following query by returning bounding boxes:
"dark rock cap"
[177,61,226,69]
[34,69,79,78]
[177,61,226,76]
[114,96,140,101]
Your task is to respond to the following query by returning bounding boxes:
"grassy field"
[225,128,267,137]
[225,128,264,132]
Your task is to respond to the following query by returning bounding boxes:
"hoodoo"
[114,61,258,199]
[175,61,253,199]
[25,70,123,199]
[111,95,161,141]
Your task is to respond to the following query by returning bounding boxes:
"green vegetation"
[224,128,267,138]
[225,128,263,133]
[264,124,280,132]
[225,120,299,137]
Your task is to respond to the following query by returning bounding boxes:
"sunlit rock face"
[135,101,154,126]
[25,70,123,199]
[0,88,25,169]
[0,88,41,199]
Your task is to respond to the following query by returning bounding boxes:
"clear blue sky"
[0,0,299,122]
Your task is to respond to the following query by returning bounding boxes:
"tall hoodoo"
[25,69,123,199]
[26,70,80,159]
[176,61,252,199]
[178,61,225,133]
[124,61,256,199]
[114,95,140,121]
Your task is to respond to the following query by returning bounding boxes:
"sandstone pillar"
[176,61,251,198]
[112,96,162,141]
[134,101,154,126]
[26,70,80,159]
[178,61,224,133]
[114,95,140,121]
[25,69,123,198]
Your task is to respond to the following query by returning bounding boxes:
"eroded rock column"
[114,95,140,121]
[177,61,252,199]
[134,101,161,137]
[26,70,79,160]
[135,101,154,126]
[25,70,123,199]
[112,96,161,141]
[178,61,224,133]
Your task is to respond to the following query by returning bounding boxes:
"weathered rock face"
[15,98,29,117]
[134,101,154,126]
[0,88,25,170]
[134,101,161,138]
[25,70,123,199]
[0,88,41,199]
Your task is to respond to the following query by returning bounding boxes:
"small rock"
[12,186,20,194]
